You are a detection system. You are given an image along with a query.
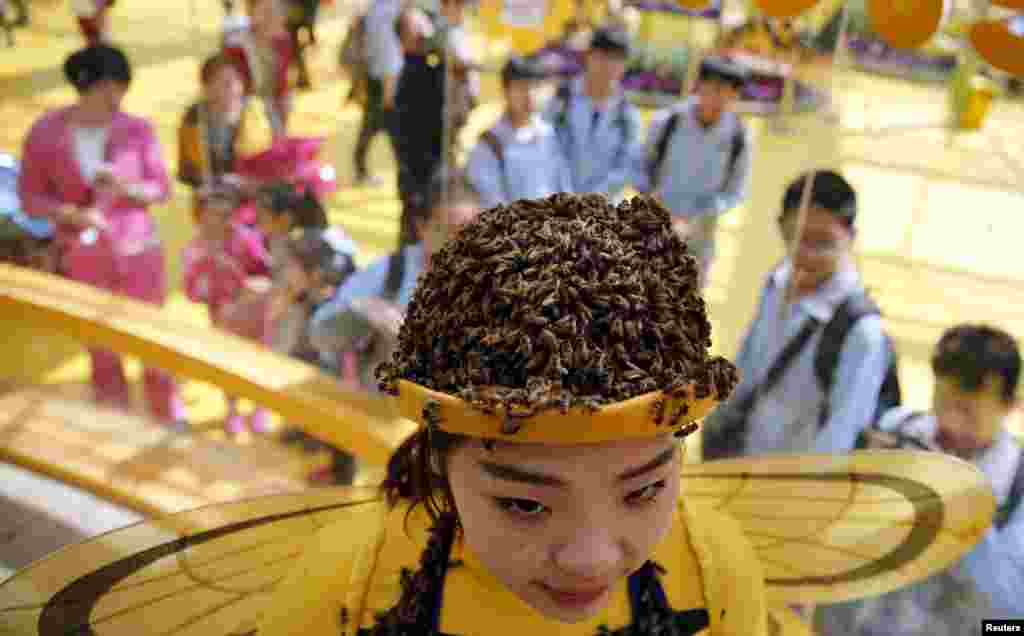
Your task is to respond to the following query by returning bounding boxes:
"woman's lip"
[539,583,609,608]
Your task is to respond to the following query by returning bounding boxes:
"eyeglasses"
[778,221,843,257]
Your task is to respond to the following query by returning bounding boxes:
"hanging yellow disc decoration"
[969,17,1024,77]
[477,0,576,56]
[866,0,945,50]
[751,0,820,20]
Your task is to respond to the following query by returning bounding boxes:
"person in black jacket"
[392,7,447,249]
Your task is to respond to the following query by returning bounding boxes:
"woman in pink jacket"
[18,44,186,427]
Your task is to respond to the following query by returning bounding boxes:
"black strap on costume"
[616,561,710,635]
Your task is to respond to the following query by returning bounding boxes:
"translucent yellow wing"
[680,450,996,605]
[0,487,381,636]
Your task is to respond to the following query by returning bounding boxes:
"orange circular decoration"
[677,0,714,9]
[991,0,1024,9]
[970,18,1024,77]
[866,0,945,49]
[751,0,820,19]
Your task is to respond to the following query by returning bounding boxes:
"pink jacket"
[182,223,270,313]
[18,106,171,252]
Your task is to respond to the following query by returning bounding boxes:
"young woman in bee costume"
[258,192,766,636]
[0,193,996,636]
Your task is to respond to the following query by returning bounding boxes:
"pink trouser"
[62,236,184,423]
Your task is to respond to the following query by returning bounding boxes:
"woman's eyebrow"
[477,446,677,488]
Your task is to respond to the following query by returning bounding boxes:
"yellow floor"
[2,0,1023,439]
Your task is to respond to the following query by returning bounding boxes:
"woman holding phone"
[18,44,186,427]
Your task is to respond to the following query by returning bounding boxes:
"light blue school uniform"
[542,77,643,200]
[709,260,892,455]
[465,115,574,209]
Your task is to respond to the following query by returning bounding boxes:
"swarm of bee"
[376,193,739,418]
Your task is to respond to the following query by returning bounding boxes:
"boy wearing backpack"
[542,26,642,201]
[466,56,573,209]
[702,170,897,459]
[635,56,753,290]
[816,324,1024,633]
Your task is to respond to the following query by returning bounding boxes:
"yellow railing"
[0,264,416,468]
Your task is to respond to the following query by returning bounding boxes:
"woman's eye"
[626,480,667,505]
[494,498,549,518]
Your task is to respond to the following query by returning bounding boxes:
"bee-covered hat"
[376,193,739,444]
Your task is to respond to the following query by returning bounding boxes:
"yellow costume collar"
[395,379,722,444]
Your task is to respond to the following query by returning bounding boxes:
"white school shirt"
[714,260,891,455]
[466,115,574,209]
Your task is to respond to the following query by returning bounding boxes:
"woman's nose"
[552,527,625,582]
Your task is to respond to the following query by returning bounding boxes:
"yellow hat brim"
[395,379,722,444]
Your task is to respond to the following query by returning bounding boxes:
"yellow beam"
[0,265,416,467]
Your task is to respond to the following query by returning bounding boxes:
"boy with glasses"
[702,170,897,459]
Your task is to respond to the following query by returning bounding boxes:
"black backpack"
[647,109,746,191]
[816,291,902,430]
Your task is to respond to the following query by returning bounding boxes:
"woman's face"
[447,433,681,623]
[83,79,128,120]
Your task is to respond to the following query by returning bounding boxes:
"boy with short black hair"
[635,55,753,289]
[702,170,896,459]
[466,56,573,209]
[817,324,1024,633]
[543,26,642,201]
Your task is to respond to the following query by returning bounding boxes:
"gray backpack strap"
[648,111,680,190]
[480,130,510,199]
